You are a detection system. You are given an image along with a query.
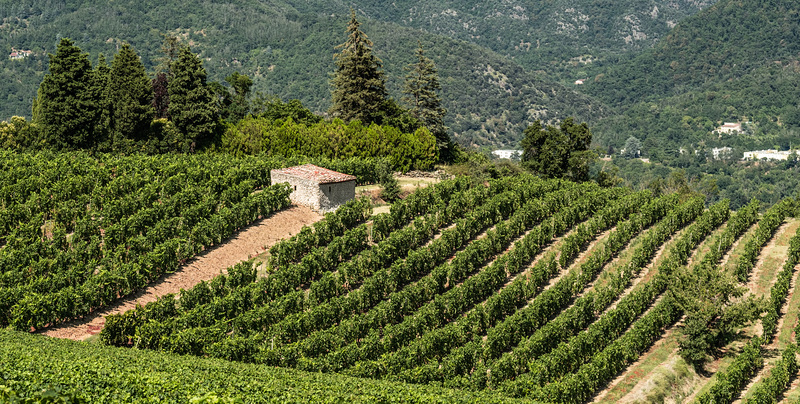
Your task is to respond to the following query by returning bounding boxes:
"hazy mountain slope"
[586,0,800,107]
[0,1,609,148]
[585,0,800,155]
[284,0,714,77]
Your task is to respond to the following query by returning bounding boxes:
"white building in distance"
[742,150,794,161]
[492,150,522,160]
[711,147,733,159]
[715,122,743,135]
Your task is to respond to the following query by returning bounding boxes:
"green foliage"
[0,151,296,330]
[222,72,252,122]
[0,1,610,149]
[521,117,595,181]
[697,337,765,404]
[251,96,322,126]
[0,329,518,403]
[222,116,438,172]
[403,42,453,161]
[622,136,641,159]
[33,38,98,150]
[672,199,786,368]
[109,43,155,151]
[168,47,217,152]
[744,345,798,404]
[378,163,400,202]
[329,10,388,125]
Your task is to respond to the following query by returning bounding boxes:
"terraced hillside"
[2,168,799,403]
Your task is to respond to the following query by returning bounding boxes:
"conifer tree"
[109,43,154,151]
[329,10,388,124]
[403,42,453,160]
[34,38,98,150]
[168,46,217,152]
[91,54,112,151]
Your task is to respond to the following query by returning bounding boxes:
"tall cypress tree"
[402,42,452,160]
[109,43,154,151]
[168,46,216,152]
[34,38,98,150]
[329,9,388,124]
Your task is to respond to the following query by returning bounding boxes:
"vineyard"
[1,154,799,403]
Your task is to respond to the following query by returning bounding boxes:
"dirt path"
[42,205,322,341]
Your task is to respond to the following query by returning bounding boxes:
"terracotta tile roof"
[272,164,356,184]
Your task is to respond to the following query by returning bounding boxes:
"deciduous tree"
[521,117,595,181]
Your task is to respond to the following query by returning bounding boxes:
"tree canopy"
[329,9,389,125]
[33,38,99,150]
[168,47,217,152]
[521,118,594,182]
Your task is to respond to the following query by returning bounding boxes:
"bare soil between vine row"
[41,205,323,341]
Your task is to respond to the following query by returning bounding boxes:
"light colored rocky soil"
[42,205,322,341]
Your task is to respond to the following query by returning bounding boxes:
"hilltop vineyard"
[92,173,800,403]
[1,162,798,402]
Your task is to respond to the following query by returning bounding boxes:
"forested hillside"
[310,0,713,78]
[586,0,800,154]
[1,0,608,148]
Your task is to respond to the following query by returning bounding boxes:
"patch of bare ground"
[41,205,322,341]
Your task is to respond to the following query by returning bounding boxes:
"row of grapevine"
[110,182,491,348]
[103,179,485,346]
[0,151,400,331]
[697,338,765,404]
[481,197,758,392]
[735,200,793,282]
[6,184,293,330]
[503,199,731,401]
[103,176,560,352]
[248,178,560,345]
[397,190,658,386]
[743,345,798,404]
[762,223,800,341]
[266,197,373,268]
[688,199,797,404]
[336,187,622,378]
[477,193,692,371]
[260,186,619,374]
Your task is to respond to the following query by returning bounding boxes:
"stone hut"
[270,164,356,213]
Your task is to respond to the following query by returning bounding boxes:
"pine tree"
[168,47,217,152]
[329,10,388,124]
[403,41,452,159]
[109,43,154,151]
[34,38,98,150]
